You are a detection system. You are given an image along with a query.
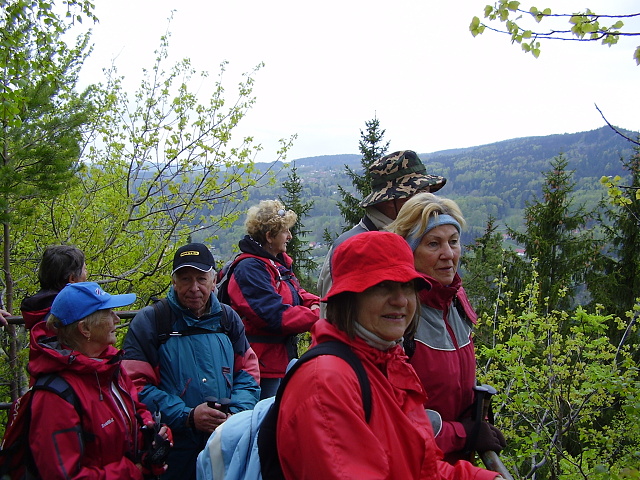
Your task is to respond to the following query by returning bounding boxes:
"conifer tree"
[280,164,317,291]
[590,146,640,322]
[508,154,599,313]
[325,116,389,241]
[461,215,505,316]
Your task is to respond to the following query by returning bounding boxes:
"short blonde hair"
[387,192,466,239]
[244,199,297,245]
[47,309,112,350]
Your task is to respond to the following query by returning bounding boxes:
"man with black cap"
[317,150,446,316]
[122,243,260,480]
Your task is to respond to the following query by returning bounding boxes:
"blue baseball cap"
[51,282,136,326]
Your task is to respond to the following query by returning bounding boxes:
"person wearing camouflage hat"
[359,150,446,208]
[317,150,446,316]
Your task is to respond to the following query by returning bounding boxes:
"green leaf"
[634,46,640,66]
[507,1,520,12]
[470,17,485,37]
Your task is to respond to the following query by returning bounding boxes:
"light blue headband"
[405,214,461,252]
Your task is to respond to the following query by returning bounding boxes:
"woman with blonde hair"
[388,192,506,464]
[275,230,501,479]
[223,199,320,399]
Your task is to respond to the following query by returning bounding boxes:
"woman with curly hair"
[223,199,320,399]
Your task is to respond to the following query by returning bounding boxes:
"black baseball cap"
[172,243,216,275]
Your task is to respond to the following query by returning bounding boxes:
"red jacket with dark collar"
[28,322,153,479]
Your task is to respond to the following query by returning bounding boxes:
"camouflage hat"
[359,150,446,208]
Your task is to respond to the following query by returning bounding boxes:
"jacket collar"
[238,235,292,268]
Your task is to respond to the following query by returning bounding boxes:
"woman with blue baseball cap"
[27,282,172,479]
[388,192,506,465]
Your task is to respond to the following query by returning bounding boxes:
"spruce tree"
[461,215,505,316]
[280,164,317,291]
[325,116,389,241]
[508,154,599,313]
[589,146,640,322]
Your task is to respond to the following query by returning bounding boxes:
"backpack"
[196,341,371,480]
[216,255,247,305]
[0,373,81,480]
[152,298,231,344]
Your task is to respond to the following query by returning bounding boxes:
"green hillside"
[206,126,637,265]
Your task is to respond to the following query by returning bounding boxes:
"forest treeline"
[205,125,636,266]
[2,1,640,478]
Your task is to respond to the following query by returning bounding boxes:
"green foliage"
[507,155,600,313]
[590,147,640,323]
[461,215,523,319]
[0,0,97,131]
[0,0,97,402]
[475,272,640,479]
[8,29,290,308]
[472,3,640,64]
[329,116,389,241]
[280,164,318,290]
[1,0,96,306]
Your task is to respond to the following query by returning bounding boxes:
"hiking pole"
[474,384,513,480]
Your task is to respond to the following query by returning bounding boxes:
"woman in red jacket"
[225,199,320,399]
[277,231,501,480]
[388,192,506,464]
[28,282,171,479]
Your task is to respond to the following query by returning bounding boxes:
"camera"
[205,396,232,414]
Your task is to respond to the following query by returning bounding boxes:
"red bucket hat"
[323,231,427,301]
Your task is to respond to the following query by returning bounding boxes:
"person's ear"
[77,320,91,341]
[265,231,274,245]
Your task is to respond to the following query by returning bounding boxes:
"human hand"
[157,424,172,445]
[193,402,228,433]
[0,309,9,327]
[462,418,506,453]
[140,421,172,476]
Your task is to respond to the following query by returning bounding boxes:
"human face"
[356,281,417,341]
[413,224,461,286]
[172,266,215,317]
[375,198,410,221]
[88,309,119,348]
[267,228,292,255]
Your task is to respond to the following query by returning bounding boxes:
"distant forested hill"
[206,126,637,264]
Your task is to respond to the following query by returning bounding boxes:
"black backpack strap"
[156,298,233,343]
[258,341,371,480]
[33,373,80,410]
[153,298,175,345]
[281,342,371,421]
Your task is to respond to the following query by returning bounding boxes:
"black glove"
[140,423,172,470]
[462,418,506,453]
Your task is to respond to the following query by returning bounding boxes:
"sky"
[78,0,640,161]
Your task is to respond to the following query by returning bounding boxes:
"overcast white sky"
[79,0,640,160]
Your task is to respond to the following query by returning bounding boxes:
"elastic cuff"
[187,408,195,429]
